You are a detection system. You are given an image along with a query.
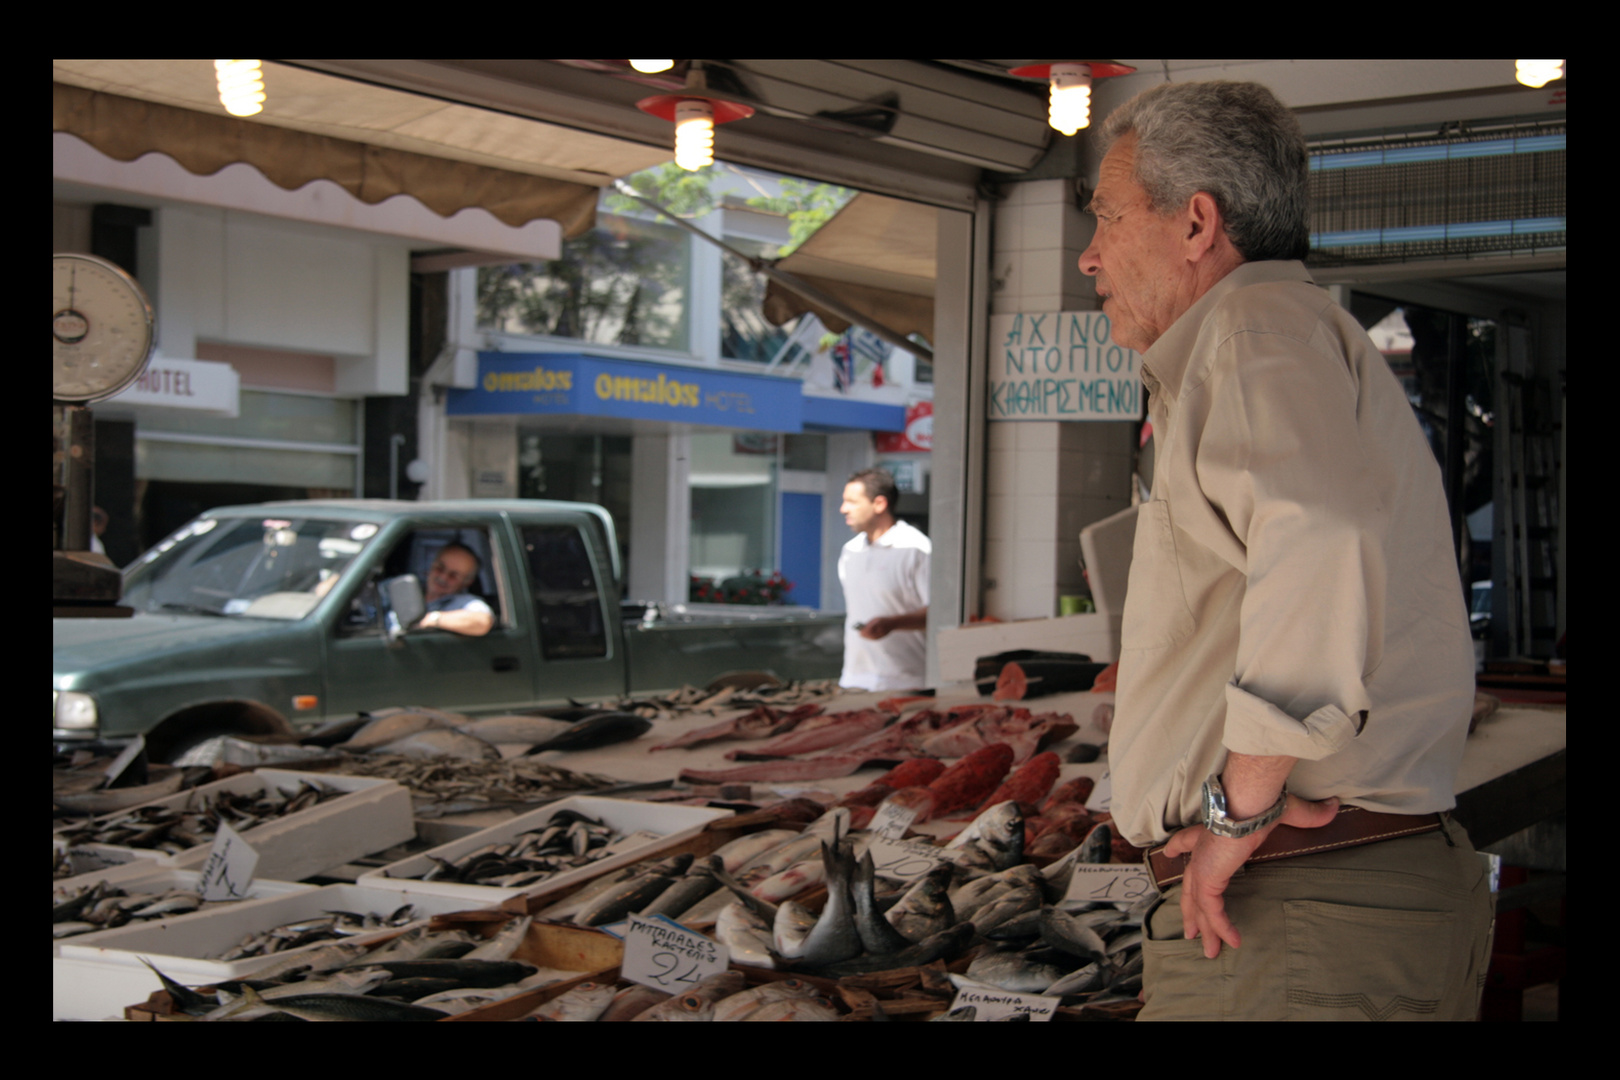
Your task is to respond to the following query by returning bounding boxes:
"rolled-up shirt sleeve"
[1197,322,1384,761]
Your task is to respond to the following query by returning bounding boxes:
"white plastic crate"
[358,796,732,904]
[53,768,414,884]
[53,882,478,1021]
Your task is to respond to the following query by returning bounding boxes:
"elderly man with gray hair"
[1085,82,1491,1020]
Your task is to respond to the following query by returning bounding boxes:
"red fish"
[920,743,1015,821]
[980,751,1060,811]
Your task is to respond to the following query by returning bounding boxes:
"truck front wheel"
[144,702,295,764]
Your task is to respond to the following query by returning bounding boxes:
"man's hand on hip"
[1164,792,1339,959]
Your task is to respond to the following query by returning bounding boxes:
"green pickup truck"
[53,500,844,760]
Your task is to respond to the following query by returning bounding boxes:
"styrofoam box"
[53,768,414,884]
[53,867,314,958]
[54,882,479,1021]
[357,796,733,904]
[936,612,1124,681]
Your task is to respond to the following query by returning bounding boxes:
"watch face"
[53,253,155,404]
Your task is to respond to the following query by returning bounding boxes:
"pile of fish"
[525,797,1147,1012]
[387,808,628,889]
[603,679,844,724]
[53,881,208,939]
[661,703,1077,789]
[53,779,344,855]
[211,904,422,961]
[143,913,564,1020]
[523,971,840,1021]
[317,706,655,762]
[320,754,618,817]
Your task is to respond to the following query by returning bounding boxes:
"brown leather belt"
[1144,806,1445,891]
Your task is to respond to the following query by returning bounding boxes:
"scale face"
[53,252,155,404]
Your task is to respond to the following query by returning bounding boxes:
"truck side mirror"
[381,574,425,643]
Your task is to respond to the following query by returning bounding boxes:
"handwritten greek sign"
[870,801,919,842]
[622,914,729,991]
[867,836,946,883]
[988,312,1143,421]
[197,821,258,901]
[1062,863,1158,906]
[949,984,1059,1022]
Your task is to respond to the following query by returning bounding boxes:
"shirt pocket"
[1120,500,1197,651]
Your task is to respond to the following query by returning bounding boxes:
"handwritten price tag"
[197,821,258,901]
[867,836,946,882]
[622,914,729,992]
[1062,863,1157,906]
[870,801,918,841]
[949,984,1058,1022]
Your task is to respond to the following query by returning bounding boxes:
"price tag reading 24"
[1062,863,1157,906]
[622,914,730,992]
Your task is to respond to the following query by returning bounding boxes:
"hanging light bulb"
[215,59,266,117]
[1515,60,1564,89]
[1048,63,1093,135]
[1011,62,1135,137]
[629,60,675,74]
[638,74,753,172]
[673,100,715,171]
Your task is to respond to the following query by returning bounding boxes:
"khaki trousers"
[1138,818,1495,1021]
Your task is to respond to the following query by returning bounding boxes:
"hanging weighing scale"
[54,252,155,613]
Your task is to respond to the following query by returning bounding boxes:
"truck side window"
[522,525,607,659]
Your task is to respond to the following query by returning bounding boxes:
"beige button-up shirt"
[1110,260,1475,848]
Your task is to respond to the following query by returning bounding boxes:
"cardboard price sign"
[1062,862,1157,906]
[867,836,946,882]
[621,914,729,992]
[949,984,1058,1022]
[197,821,258,901]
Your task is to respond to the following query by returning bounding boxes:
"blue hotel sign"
[447,353,804,433]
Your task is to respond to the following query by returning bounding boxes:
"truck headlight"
[54,691,98,732]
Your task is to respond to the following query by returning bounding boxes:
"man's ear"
[873,495,890,517]
[1184,191,1224,259]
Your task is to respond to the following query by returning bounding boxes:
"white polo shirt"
[838,519,931,691]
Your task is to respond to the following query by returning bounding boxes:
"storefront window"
[476,212,691,352]
[689,432,777,586]
[722,237,794,363]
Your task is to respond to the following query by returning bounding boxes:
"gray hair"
[1099,81,1310,262]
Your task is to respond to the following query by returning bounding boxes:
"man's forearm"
[1219,751,1298,820]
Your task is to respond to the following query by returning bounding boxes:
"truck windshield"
[122,516,381,620]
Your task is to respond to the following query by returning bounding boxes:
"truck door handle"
[492,656,520,672]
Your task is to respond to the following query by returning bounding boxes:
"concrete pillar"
[982,179,1136,620]
[628,431,692,606]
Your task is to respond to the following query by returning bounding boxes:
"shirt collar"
[1140,260,1315,401]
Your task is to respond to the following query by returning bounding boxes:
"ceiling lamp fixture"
[1515,60,1565,88]
[215,59,266,117]
[629,60,675,74]
[637,64,754,171]
[1010,62,1137,135]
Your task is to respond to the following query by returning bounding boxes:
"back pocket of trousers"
[1283,900,1455,1021]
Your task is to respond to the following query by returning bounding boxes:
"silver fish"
[1038,907,1108,961]
[454,715,573,746]
[966,947,1067,993]
[745,997,839,1021]
[797,840,862,967]
[885,863,956,944]
[750,859,826,905]
[527,980,617,1021]
[1042,961,1107,997]
[465,915,532,961]
[852,850,914,955]
[971,884,1043,935]
[946,800,1025,872]
[633,970,747,1020]
[709,830,802,873]
[772,899,819,960]
[371,728,500,761]
[340,709,455,750]
[715,901,778,969]
[712,978,822,1022]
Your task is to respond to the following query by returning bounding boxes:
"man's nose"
[1078,241,1101,277]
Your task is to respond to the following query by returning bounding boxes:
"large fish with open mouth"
[524,712,652,754]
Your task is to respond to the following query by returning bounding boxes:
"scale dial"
[53,253,155,404]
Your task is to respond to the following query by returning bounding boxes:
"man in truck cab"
[416,542,494,637]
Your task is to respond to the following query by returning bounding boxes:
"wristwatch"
[1201,775,1287,838]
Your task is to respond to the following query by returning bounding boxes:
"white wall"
[152,204,408,396]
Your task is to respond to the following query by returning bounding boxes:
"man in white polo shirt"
[837,468,930,691]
